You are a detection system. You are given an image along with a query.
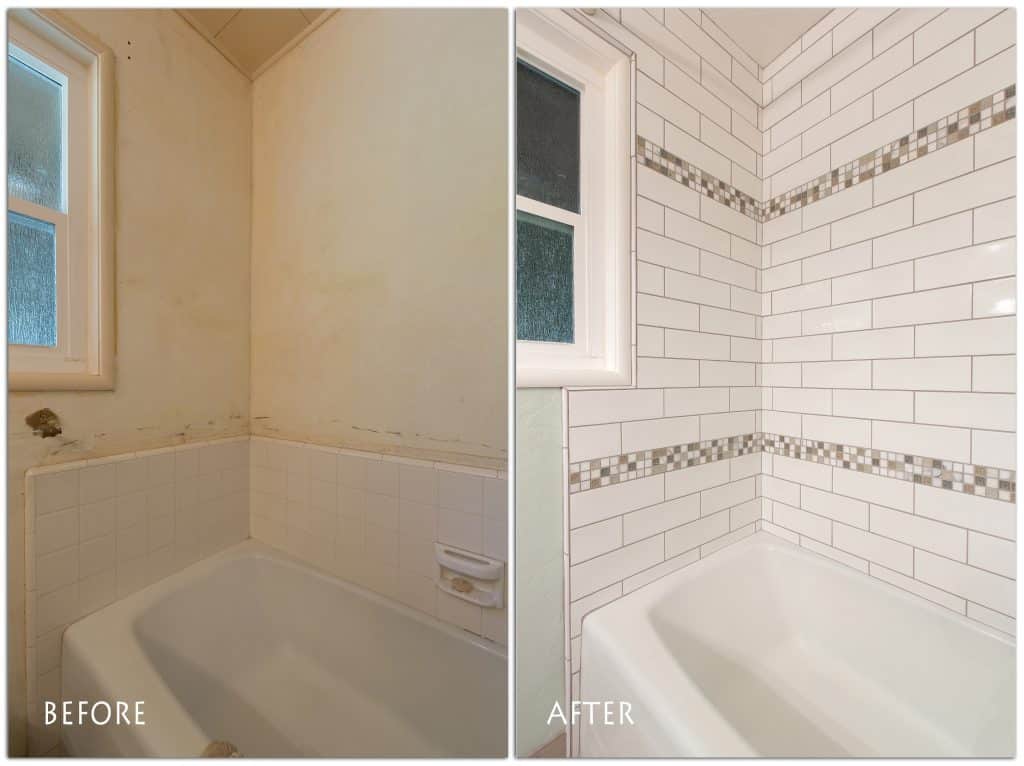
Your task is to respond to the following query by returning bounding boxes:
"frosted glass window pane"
[8,54,63,210]
[516,211,574,344]
[8,211,57,347]
[517,60,580,213]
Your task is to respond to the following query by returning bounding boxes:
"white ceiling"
[178,9,330,79]
[704,8,831,68]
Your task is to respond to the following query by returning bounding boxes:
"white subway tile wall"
[565,9,1015,753]
[24,437,250,754]
[24,436,506,754]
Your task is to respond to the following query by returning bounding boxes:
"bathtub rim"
[61,538,506,756]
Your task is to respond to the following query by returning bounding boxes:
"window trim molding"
[8,9,116,392]
[515,9,633,389]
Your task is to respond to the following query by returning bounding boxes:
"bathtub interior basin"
[579,532,1014,757]
[62,541,506,757]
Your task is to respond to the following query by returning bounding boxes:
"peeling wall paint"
[249,9,508,471]
[6,10,251,754]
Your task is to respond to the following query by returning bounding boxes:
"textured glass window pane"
[8,54,63,210]
[516,211,574,343]
[8,211,57,347]
[517,60,580,213]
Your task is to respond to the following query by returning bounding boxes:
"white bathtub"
[61,540,506,757]
[579,532,1014,757]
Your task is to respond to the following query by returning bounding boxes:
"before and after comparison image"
[1,2,1019,759]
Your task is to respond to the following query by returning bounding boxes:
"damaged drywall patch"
[25,409,62,438]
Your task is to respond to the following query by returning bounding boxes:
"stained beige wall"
[6,10,252,754]
[250,9,508,470]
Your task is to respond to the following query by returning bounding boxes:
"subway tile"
[637,293,700,331]
[570,518,622,564]
[699,115,756,174]
[623,494,700,544]
[974,198,1016,243]
[770,147,830,201]
[803,242,871,282]
[762,409,801,437]
[832,104,913,170]
[728,386,761,412]
[665,510,730,556]
[772,387,832,415]
[833,467,914,512]
[772,281,831,314]
[621,417,699,453]
[770,92,830,150]
[914,160,1015,224]
[802,360,871,388]
[664,122,731,181]
[834,523,913,575]
[804,34,872,101]
[638,325,665,357]
[803,414,871,449]
[700,477,755,517]
[570,474,664,529]
[915,392,1015,432]
[836,36,915,112]
[967,602,1015,635]
[915,549,1014,616]
[568,388,663,427]
[872,420,971,464]
[763,475,801,506]
[763,311,801,339]
[833,7,893,51]
[637,357,699,388]
[665,209,730,256]
[639,164,700,216]
[622,549,700,594]
[876,358,970,391]
[873,212,973,267]
[637,261,665,295]
[876,34,973,116]
[665,329,730,360]
[873,285,973,328]
[569,424,621,463]
[637,73,699,135]
[773,502,831,543]
[731,286,760,315]
[762,362,803,387]
[805,95,876,159]
[914,8,999,62]
[772,335,831,363]
[874,136,974,205]
[569,535,664,600]
[802,302,871,335]
[803,179,874,230]
[833,327,914,361]
[871,504,966,561]
[700,360,754,387]
[664,387,730,416]
[917,34,1011,125]
[763,133,802,177]
[802,536,869,572]
[637,103,665,146]
[968,531,1015,579]
[974,277,1015,318]
[915,239,1016,291]
[772,33,832,95]
[638,229,700,273]
[700,251,756,290]
[621,8,695,81]
[730,498,762,530]
[972,429,1016,472]
[833,389,914,422]
[975,118,1016,169]
[831,197,914,249]
[916,483,1015,539]
[637,197,665,234]
[665,269,731,309]
[872,9,940,55]
[569,583,622,637]
[763,207,804,244]
[666,459,730,500]
[699,305,755,337]
[870,562,967,613]
[832,262,913,304]
[773,453,833,491]
[802,486,868,529]
[762,261,801,292]
[973,356,1015,393]
[664,9,732,78]
[699,411,754,442]
[975,9,1016,60]
[915,316,1015,357]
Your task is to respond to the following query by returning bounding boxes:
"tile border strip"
[569,431,1016,503]
[638,85,1016,224]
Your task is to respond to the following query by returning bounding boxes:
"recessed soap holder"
[435,544,504,609]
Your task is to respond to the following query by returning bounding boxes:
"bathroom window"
[7,11,114,391]
[516,9,631,387]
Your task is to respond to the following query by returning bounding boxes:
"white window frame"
[7,9,115,391]
[515,9,631,388]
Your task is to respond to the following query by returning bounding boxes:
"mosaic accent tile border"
[570,432,1016,504]
[638,85,1016,224]
[569,433,757,493]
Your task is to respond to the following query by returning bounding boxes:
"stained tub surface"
[579,532,1014,757]
[61,540,506,757]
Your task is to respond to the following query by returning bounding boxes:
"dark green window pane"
[516,211,574,343]
[517,60,580,213]
[7,54,63,210]
[8,211,57,347]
